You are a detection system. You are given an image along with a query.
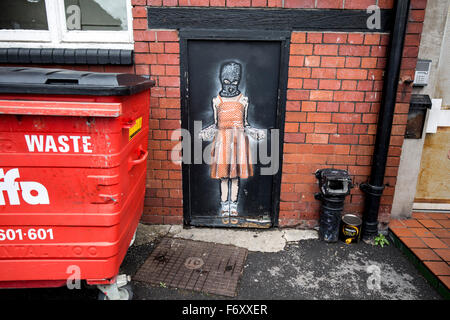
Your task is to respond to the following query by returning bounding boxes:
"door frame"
[179,29,291,228]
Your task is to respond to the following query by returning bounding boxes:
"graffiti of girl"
[199,61,265,224]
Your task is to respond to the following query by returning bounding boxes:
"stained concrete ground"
[0,223,443,300]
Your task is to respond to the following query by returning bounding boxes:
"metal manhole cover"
[184,257,204,270]
[133,237,248,297]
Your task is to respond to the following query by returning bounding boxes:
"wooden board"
[147,7,394,32]
[415,127,450,203]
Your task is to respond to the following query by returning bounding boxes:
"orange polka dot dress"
[210,94,253,179]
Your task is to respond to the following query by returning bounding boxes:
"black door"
[180,30,289,228]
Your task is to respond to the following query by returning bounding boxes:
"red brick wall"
[280,31,389,227]
[133,26,183,225]
[2,0,425,228]
[133,0,426,228]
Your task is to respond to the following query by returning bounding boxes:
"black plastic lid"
[0,67,155,96]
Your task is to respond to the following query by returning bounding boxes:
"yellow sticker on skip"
[129,117,142,140]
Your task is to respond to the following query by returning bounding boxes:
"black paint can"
[340,214,362,244]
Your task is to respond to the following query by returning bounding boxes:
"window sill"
[0,48,134,65]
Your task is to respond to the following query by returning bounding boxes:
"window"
[0,0,133,49]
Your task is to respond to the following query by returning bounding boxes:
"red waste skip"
[0,67,154,295]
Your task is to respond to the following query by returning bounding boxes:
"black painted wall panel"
[147,8,393,33]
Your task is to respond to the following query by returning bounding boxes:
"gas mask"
[219,62,242,97]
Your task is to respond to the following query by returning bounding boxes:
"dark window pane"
[64,0,128,31]
[0,0,48,30]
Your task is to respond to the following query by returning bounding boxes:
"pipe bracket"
[360,183,385,197]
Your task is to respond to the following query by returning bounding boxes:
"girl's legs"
[230,178,239,224]
[220,178,229,202]
[220,178,239,223]
[220,179,230,220]
[230,178,239,203]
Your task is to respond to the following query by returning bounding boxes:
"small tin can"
[340,214,362,244]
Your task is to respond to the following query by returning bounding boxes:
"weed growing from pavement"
[374,234,390,248]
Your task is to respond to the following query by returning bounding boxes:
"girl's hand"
[199,124,217,141]
[245,126,266,141]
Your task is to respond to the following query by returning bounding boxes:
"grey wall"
[391,0,450,219]
[434,7,450,108]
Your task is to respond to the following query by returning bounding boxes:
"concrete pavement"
[125,223,442,300]
[0,223,443,300]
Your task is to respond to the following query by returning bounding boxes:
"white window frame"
[0,0,134,50]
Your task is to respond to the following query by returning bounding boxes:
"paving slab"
[156,224,319,252]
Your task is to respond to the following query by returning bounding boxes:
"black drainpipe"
[361,0,411,239]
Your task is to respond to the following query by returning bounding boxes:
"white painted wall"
[391,0,450,218]
[435,6,450,108]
